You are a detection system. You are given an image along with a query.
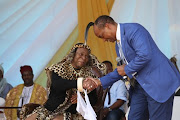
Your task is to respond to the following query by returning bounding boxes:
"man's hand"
[82,77,101,91]
[117,64,126,76]
[102,108,110,119]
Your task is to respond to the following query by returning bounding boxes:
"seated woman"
[20,43,106,120]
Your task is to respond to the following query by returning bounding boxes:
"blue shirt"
[104,80,128,112]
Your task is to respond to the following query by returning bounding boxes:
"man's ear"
[105,23,112,30]
[104,23,109,28]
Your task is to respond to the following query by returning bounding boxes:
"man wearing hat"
[4,65,47,120]
[0,64,13,99]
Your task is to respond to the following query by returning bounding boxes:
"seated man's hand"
[70,94,77,104]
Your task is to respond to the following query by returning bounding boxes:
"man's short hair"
[102,60,113,67]
[94,15,115,28]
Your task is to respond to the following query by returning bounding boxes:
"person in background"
[101,61,127,120]
[4,65,47,120]
[0,64,13,99]
[91,66,103,78]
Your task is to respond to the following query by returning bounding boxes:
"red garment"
[20,65,32,74]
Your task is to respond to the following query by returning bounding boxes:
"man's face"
[21,71,34,87]
[105,63,113,74]
[93,24,116,43]
[71,48,89,69]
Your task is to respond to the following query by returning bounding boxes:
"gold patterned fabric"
[4,83,47,120]
[21,43,106,120]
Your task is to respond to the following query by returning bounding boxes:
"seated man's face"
[22,71,34,87]
[71,48,89,69]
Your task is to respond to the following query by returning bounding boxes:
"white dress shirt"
[18,85,34,107]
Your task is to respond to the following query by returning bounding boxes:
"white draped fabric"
[0,0,179,87]
[0,0,77,86]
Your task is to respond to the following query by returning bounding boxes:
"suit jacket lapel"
[115,42,120,57]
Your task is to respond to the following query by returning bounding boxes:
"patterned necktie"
[117,42,126,65]
[108,86,112,105]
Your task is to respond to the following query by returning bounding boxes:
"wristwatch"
[108,107,112,111]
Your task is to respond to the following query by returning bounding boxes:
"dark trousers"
[104,109,125,120]
[128,83,174,120]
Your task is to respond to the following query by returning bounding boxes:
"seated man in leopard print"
[21,43,106,120]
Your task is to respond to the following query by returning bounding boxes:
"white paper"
[76,90,97,120]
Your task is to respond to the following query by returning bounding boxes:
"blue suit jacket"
[100,23,180,102]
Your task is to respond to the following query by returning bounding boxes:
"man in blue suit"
[84,15,180,120]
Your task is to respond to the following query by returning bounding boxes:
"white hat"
[0,64,4,75]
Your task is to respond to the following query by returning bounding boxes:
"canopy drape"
[0,0,179,88]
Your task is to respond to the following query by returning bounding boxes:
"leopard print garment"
[20,44,106,120]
